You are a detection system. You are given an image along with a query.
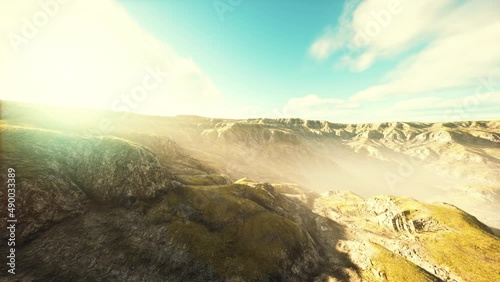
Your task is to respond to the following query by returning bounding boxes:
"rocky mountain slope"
[3,101,499,229]
[1,101,500,281]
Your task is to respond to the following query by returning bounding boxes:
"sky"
[0,0,499,123]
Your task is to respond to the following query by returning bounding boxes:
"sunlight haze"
[1,0,499,123]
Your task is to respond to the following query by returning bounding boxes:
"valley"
[1,101,499,281]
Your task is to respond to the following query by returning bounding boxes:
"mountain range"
[1,100,499,281]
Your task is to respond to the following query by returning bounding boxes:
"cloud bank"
[309,0,499,101]
[302,0,500,122]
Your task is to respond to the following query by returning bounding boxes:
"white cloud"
[388,91,500,121]
[309,0,500,103]
[391,97,443,110]
[351,20,500,101]
[309,27,343,61]
[278,89,500,123]
[309,0,453,70]
[0,0,223,117]
[285,94,358,111]
[278,94,360,121]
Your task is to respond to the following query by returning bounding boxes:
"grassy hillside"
[399,199,500,282]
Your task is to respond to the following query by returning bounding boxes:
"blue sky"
[1,0,499,123]
[118,0,393,113]
[120,1,336,104]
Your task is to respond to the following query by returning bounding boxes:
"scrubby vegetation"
[176,174,229,186]
[144,184,317,280]
[369,243,438,282]
[399,199,500,282]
